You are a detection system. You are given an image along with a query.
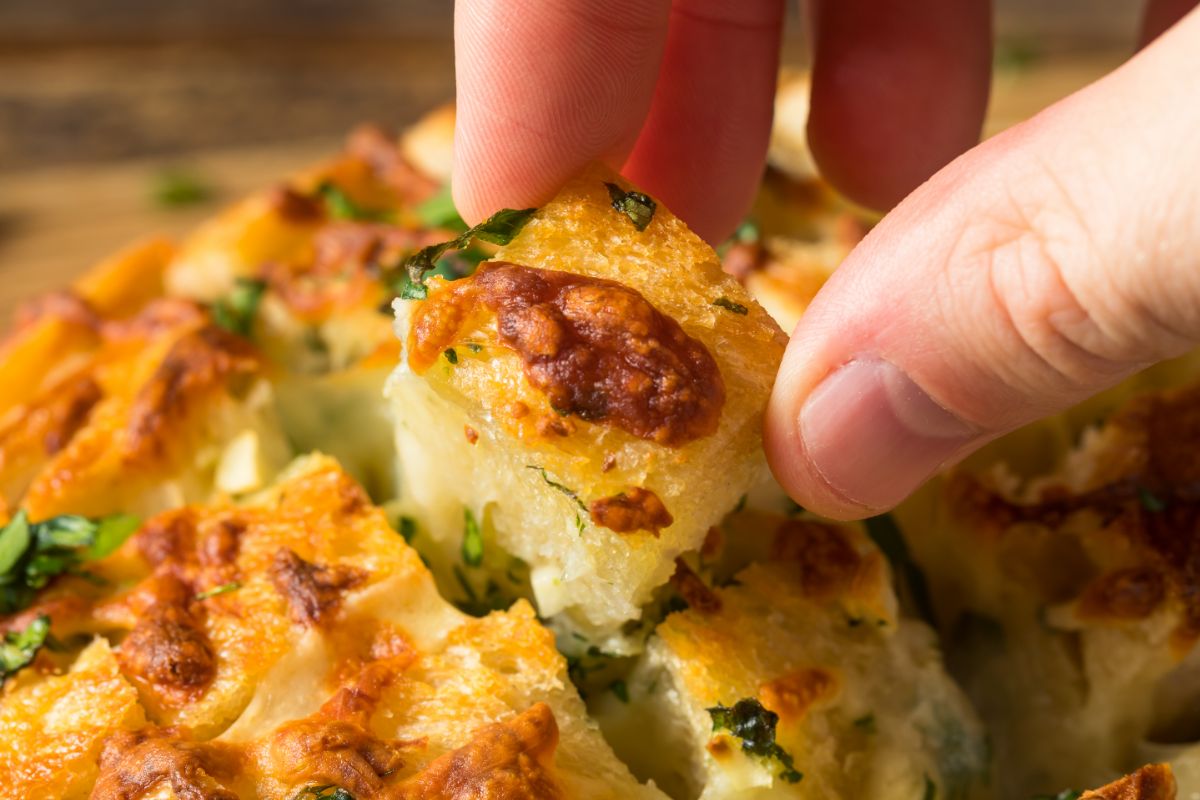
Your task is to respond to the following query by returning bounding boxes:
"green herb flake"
[444,348,459,365]
[398,278,429,300]
[712,297,749,315]
[707,698,803,784]
[0,512,141,615]
[852,713,876,733]
[864,513,935,623]
[88,514,141,560]
[0,614,49,683]
[153,168,211,209]
[405,207,536,286]
[923,774,937,800]
[317,180,390,222]
[397,516,418,543]
[195,581,242,601]
[466,343,483,353]
[609,679,630,703]
[734,218,760,244]
[733,494,748,513]
[604,182,656,232]
[415,184,468,232]
[292,786,356,800]
[1033,791,1080,800]
[211,278,267,338]
[0,512,31,575]
[526,466,588,514]
[461,508,484,567]
[452,565,511,617]
[1138,485,1167,512]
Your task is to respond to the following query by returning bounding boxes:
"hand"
[451,0,991,241]
[766,2,1200,518]
[453,0,1200,519]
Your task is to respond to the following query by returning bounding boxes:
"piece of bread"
[590,514,989,799]
[1,455,663,799]
[388,164,787,637]
[896,380,1200,798]
[0,243,289,520]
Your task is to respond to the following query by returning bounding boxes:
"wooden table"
[0,50,1125,322]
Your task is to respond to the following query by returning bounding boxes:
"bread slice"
[388,164,787,637]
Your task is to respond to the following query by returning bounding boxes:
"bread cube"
[389,164,786,635]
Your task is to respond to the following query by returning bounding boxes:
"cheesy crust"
[389,164,786,635]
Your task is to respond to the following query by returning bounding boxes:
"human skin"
[452,0,1200,520]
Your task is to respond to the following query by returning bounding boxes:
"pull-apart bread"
[897,380,1200,799]
[388,165,787,638]
[4,99,1186,800]
[1,456,661,799]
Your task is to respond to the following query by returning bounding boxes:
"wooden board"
[0,51,1125,323]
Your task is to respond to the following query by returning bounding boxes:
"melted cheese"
[389,164,786,634]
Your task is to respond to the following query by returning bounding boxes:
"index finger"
[452,0,671,225]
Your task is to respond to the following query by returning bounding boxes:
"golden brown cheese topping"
[1082,763,1176,800]
[261,664,417,797]
[345,124,440,205]
[408,262,726,447]
[269,548,367,627]
[770,519,865,600]
[759,667,838,724]
[589,487,673,536]
[118,574,217,705]
[1076,567,1167,621]
[393,703,562,800]
[949,383,1200,641]
[670,559,722,615]
[92,726,243,800]
[260,222,445,321]
[124,325,260,462]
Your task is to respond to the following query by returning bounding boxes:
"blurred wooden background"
[0,0,1144,320]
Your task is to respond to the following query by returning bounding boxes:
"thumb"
[765,7,1200,520]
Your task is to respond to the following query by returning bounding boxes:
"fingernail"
[799,358,981,510]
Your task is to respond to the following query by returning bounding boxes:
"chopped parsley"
[444,348,459,365]
[733,494,748,513]
[292,786,355,800]
[604,182,656,231]
[404,207,536,287]
[466,343,484,353]
[396,515,418,543]
[565,644,615,695]
[526,466,588,534]
[526,466,587,514]
[0,614,49,684]
[452,565,511,617]
[0,511,140,614]
[609,679,630,703]
[152,168,211,208]
[712,297,749,315]
[211,278,267,338]
[708,698,802,784]
[316,181,390,222]
[415,185,469,231]
[461,508,484,567]
[923,774,937,800]
[1138,485,1167,512]
[852,713,876,733]
[195,581,241,601]
[863,513,935,623]
[1033,791,1080,800]
[398,277,429,300]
